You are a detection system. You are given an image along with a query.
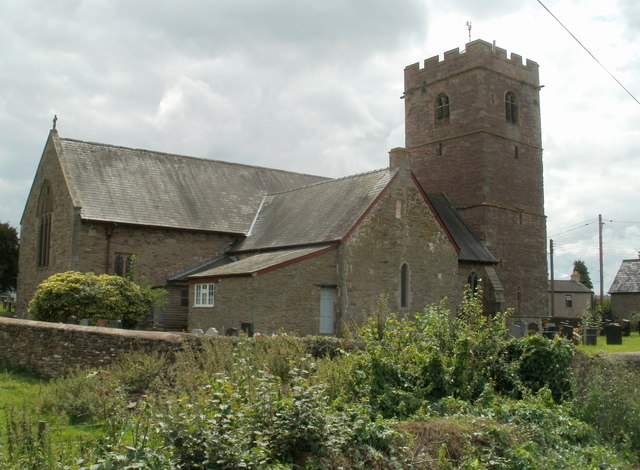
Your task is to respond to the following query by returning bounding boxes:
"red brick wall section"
[0,317,187,378]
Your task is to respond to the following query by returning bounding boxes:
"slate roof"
[190,246,335,278]
[167,254,238,282]
[233,169,395,252]
[609,259,640,294]
[426,194,497,263]
[549,280,593,294]
[58,136,329,233]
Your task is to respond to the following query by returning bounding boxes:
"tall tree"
[0,222,19,292]
[573,259,593,289]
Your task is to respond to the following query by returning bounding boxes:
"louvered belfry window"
[435,93,450,121]
[505,91,518,124]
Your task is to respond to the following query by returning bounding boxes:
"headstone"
[191,328,204,335]
[205,327,219,336]
[605,323,622,345]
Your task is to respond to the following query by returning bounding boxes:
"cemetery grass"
[577,331,640,353]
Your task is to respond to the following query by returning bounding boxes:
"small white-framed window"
[565,294,573,308]
[194,283,215,307]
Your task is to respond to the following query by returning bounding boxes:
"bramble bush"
[28,270,165,328]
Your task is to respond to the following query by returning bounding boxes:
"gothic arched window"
[36,181,53,267]
[467,271,479,296]
[400,263,410,308]
[505,91,518,124]
[435,93,450,122]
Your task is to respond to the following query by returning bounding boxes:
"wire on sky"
[537,0,640,106]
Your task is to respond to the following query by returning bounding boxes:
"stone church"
[17,39,548,335]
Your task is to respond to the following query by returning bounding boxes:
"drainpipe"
[105,224,115,273]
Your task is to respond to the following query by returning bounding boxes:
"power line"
[549,219,598,238]
[537,0,640,106]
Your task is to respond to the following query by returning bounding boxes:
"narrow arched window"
[505,91,518,124]
[467,272,479,296]
[36,181,53,267]
[400,263,410,308]
[435,93,450,122]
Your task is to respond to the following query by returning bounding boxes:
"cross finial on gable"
[52,114,57,130]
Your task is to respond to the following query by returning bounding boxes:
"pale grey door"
[319,287,336,334]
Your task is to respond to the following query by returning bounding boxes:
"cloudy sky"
[1,0,638,296]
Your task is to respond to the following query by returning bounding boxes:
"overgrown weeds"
[1,289,639,468]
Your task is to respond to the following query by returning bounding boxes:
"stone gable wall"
[17,133,78,314]
[338,169,459,326]
[0,317,187,378]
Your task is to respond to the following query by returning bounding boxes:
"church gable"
[338,165,459,321]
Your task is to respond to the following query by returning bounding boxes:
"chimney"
[389,147,410,171]
[570,270,580,282]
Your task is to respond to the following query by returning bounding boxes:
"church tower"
[403,39,548,317]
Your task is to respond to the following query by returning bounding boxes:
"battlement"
[405,39,539,89]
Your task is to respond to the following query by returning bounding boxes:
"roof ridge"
[265,167,391,196]
[60,137,329,179]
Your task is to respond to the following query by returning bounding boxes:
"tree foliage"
[0,222,19,292]
[29,271,165,328]
[573,259,593,289]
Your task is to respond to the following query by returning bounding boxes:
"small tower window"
[400,263,410,308]
[435,93,450,122]
[505,91,518,124]
[36,181,53,267]
[437,142,443,156]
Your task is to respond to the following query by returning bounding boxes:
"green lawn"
[577,331,640,353]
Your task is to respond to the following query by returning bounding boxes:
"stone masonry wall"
[339,167,459,326]
[611,293,640,319]
[188,249,338,336]
[75,222,235,290]
[0,317,187,378]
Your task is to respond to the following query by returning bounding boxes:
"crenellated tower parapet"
[404,39,539,97]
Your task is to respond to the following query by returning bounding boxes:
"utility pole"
[549,239,555,317]
[598,214,604,306]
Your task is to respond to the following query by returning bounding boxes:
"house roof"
[233,169,396,252]
[190,245,335,278]
[549,280,593,294]
[57,135,328,233]
[609,259,640,294]
[426,193,497,263]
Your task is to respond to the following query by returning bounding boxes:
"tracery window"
[435,93,450,122]
[505,91,518,124]
[114,253,135,278]
[36,181,53,267]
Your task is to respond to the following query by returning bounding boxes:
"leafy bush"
[571,351,640,455]
[28,271,164,328]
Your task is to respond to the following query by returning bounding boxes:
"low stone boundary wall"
[0,317,188,378]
